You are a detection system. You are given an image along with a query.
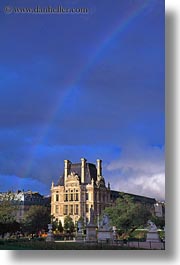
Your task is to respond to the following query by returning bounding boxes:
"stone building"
[0,190,50,222]
[51,158,111,225]
[51,158,157,226]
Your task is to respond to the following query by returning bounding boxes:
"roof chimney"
[64,160,70,183]
[81,158,86,184]
[96,159,102,176]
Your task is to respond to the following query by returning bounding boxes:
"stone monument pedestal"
[97,229,113,243]
[86,205,97,242]
[86,224,97,242]
[76,220,85,242]
[146,231,161,242]
[146,220,161,243]
[97,214,113,243]
[76,231,84,242]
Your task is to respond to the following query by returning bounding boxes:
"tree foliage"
[77,216,85,228]
[151,215,165,229]
[104,193,152,237]
[52,219,63,233]
[58,220,63,233]
[63,216,75,234]
[0,201,16,223]
[0,198,19,236]
[22,205,51,236]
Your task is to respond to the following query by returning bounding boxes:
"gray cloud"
[106,144,165,200]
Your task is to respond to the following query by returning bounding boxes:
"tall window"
[56,194,59,202]
[70,193,73,201]
[75,191,79,201]
[75,204,79,215]
[64,205,68,215]
[86,204,89,213]
[70,205,73,215]
[55,205,59,214]
[64,193,68,202]
[86,193,89,201]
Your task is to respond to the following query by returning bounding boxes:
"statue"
[97,214,113,242]
[146,220,160,242]
[89,205,95,224]
[100,214,110,229]
[147,220,157,232]
[86,206,97,241]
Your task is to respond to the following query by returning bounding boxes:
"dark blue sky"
[0,0,165,199]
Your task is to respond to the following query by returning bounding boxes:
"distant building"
[51,158,157,226]
[0,190,50,222]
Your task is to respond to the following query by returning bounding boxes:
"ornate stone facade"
[51,158,158,226]
[51,158,111,225]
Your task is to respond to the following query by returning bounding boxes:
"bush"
[0,240,143,250]
[54,234,64,241]
[129,229,147,240]
[0,240,5,245]
[31,237,45,242]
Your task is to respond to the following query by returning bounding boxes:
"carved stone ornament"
[66,172,79,182]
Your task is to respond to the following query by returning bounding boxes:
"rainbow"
[22,0,153,178]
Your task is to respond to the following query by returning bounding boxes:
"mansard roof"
[110,190,156,204]
[57,162,97,186]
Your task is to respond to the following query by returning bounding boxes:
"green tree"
[64,215,75,234]
[77,216,85,228]
[75,216,85,235]
[22,205,51,237]
[58,220,63,233]
[104,193,152,238]
[151,215,165,229]
[52,219,63,233]
[0,198,19,237]
[52,219,58,231]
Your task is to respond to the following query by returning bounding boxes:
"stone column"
[97,159,102,176]
[81,158,86,183]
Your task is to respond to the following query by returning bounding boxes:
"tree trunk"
[128,227,138,237]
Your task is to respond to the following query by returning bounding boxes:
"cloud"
[0,0,164,198]
[0,127,121,194]
[0,174,48,195]
[106,144,165,200]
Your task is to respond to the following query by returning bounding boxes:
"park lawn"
[0,240,142,250]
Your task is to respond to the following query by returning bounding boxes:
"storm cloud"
[0,0,165,199]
